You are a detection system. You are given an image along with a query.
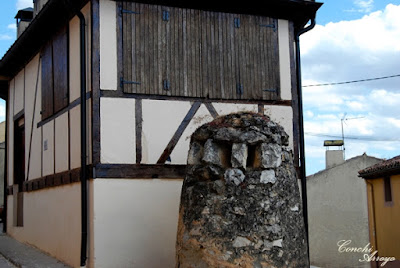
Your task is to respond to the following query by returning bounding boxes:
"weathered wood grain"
[120,3,281,101]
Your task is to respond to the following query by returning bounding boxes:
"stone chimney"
[326,150,344,169]
[15,8,33,38]
[176,112,308,267]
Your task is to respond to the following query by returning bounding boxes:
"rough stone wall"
[176,112,308,268]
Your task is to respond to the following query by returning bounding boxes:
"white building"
[307,150,382,268]
[0,0,322,266]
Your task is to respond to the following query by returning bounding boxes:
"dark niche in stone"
[176,112,308,268]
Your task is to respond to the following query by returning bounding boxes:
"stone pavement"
[0,226,70,268]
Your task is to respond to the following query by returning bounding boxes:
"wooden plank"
[184,8,191,97]
[263,16,272,100]
[135,99,142,164]
[227,13,235,99]
[200,10,207,98]
[249,15,257,99]
[150,4,158,96]
[193,9,201,97]
[209,11,216,98]
[95,163,186,179]
[205,102,219,119]
[233,14,241,99]
[165,6,171,96]
[182,8,188,96]
[217,12,225,99]
[271,19,280,99]
[171,7,179,96]
[125,2,133,93]
[259,16,268,100]
[157,4,163,95]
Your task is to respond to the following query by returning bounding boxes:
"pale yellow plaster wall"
[42,120,54,176]
[55,113,69,173]
[170,103,214,164]
[278,19,292,101]
[264,105,294,150]
[140,100,294,165]
[24,54,42,180]
[142,100,190,164]
[13,69,24,116]
[99,0,117,90]
[7,81,14,186]
[100,98,136,163]
[69,106,81,169]
[7,184,81,267]
[92,179,183,268]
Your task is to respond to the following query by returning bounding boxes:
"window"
[41,26,69,119]
[384,176,392,203]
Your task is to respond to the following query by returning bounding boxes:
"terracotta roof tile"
[359,155,400,178]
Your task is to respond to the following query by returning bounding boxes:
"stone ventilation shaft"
[176,112,308,268]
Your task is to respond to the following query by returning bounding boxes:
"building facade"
[359,155,400,268]
[0,0,321,266]
[307,152,382,268]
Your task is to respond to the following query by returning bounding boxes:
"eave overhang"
[114,0,322,30]
[0,0,322,86]
[0,0,89,79]
[359,155,400,180]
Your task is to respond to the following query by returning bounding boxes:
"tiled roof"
[358,155,400,179]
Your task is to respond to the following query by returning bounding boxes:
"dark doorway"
[13,116,24,227]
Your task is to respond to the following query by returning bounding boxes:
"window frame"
[41,26,69,120]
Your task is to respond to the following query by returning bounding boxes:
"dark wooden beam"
[95,163,186,178]
[157,101,201,164]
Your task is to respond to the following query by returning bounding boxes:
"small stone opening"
[246,144,257,168]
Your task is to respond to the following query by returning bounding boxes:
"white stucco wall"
[100,98,136,163]
[24,54,42,180]
[101,99,294,165]
[92,179,182,268]
[99,0,117,90]
[307,154,382,268]
[278,19,292,101]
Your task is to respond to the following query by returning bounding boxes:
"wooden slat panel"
[53,27,69,113]
[121,3,281,101]
[41,42,54,119]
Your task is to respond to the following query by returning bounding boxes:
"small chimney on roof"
[15,7,33,38]
[324,140,345,169]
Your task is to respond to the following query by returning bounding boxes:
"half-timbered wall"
[6,4,92,267]
[119,2,280,100]
[96,1,297,266]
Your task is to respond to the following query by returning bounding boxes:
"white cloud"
[7,24,16,30]
[0,34,12,40]
[16,0,33,10]
[354,0,374,13]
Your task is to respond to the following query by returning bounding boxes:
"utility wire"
[305,132,400,142]
[303,74,400,87]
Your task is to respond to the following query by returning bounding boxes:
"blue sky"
[0,0,399,175]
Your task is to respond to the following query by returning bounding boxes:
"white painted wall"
[100,98,136,163]
[92,179,183,268]
[99,0,117,90]
[278,19,292,101]
[13,69,24,115]
[264,105,294,149]
[24,54,42,180]
[101,99,294,165]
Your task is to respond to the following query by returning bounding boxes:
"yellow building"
[359,156,400,268]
